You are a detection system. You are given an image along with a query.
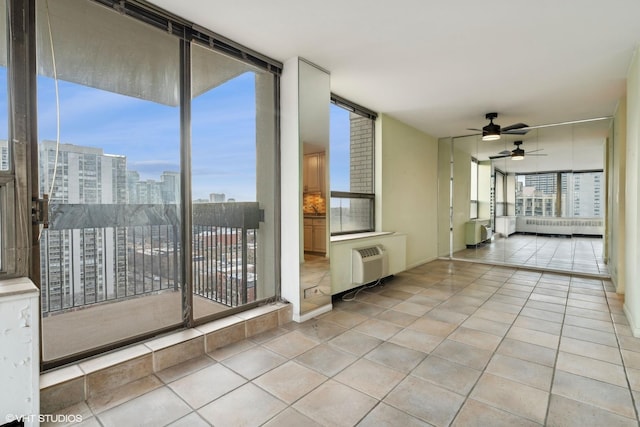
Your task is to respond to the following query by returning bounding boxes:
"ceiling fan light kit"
[482,112,501,141]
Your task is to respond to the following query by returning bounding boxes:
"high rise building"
[39,141,128,313]
[0,139,8,170]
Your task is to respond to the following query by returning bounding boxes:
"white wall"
[376,114,439,268]
[624,47,640,336]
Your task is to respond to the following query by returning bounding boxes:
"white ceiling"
[148,0,640,140]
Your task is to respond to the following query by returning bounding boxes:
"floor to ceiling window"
[31,0,279,367]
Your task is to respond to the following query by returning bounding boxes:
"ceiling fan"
[467,112,529,141]
[489,141,546,161]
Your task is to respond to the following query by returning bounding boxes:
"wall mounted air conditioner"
[352,245,389,285]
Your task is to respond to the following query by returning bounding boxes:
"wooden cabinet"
[304,217,326,253]
[303,152,325,194]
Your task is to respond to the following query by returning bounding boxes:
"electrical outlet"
[304,286,320,299]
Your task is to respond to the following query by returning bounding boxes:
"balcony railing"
[41,202,260,315]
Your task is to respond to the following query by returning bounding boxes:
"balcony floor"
[45,260,639,426]
[454,234,608,276]
[42,291,229,361]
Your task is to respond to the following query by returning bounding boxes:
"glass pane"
[191,44,277,320]
[37,0,181,362]
[330,104,374,193]
[0,0,7,171]
[330,197,373,234]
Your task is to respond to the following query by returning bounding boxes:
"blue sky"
[34,71,351,202]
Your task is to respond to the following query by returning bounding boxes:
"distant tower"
[39,141,127,312]
[210,192,226,203]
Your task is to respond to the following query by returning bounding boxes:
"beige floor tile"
[552,370,636,419]
[546,394,638,427]
[391,301,432,316]
[295,343,357,376]
[262,408,323,427]
[513,315,563,335]
[451,398,541,427]
[448,327,502,351]
[482,300,522,314]
[384,375,465,426]
[562,324,618,347]
[431,339,493,370]
[318,309,368,328]
[97,387,191,427]
[296,319,348,343]
[364,341,426,373]
[525,300,566,314]
[354,318,403,340]
[165,412,210,427]
[622,348,640,370]
[461,315,511,336]
[155,354,216,384]
[41,402,94,427]
[486,353,553,391]
[412,355,481,395]
[471,373,549,424]
[472,307,517,324]
[254,361,327,404]
[358,402,431,427]
[424,308,470,325]
[338,300,387,317]
[519,306,564,323]
[565,305,611,322]
[489,293,527,306]
[529,292,567,305]
[564,314,614,333]
[379,289,414,300]
[376,309,420,326]
[328,330,383,356]
[560,336,622,365]
[207,339,255,361]
[557,351,627,387]
[247,327,289,344]
[262,330,319,358]
[168,363,246,409]
[507,326,560,349]
[618,335,640,353]
[334,358,405,399]
[293,380,377,427]
[566,298,609,312]
[198,383,286,426]
[406,294,441,307]
[87,375,163,414]
[221,346,287,379]
[389,328,444,353]
[626,367,640,391]
[408,316,458,337]
[357,292,402,309]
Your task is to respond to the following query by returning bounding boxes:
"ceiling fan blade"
[501,123,529,132]
[527,148,544,153]
[497,150,511,155]
[527,153,548,156]
[489,154,510,159]
[466,128,482,132]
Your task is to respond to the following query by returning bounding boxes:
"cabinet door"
[304,153,321,193]
[312,219,326,252]
[304,224,313,251]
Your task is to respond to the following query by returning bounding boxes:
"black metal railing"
[41,202,260,315]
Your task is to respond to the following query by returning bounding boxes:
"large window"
[329,95,376,234]
[30,0,279,366]
[0,0,8,274]
[515,171,603,218]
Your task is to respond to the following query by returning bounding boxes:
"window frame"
[329,94,377,235]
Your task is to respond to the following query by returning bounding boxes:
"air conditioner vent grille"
[356,247,381,258]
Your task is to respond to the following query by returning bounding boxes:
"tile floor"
[454,234,608,276]
[48,259,640,426]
